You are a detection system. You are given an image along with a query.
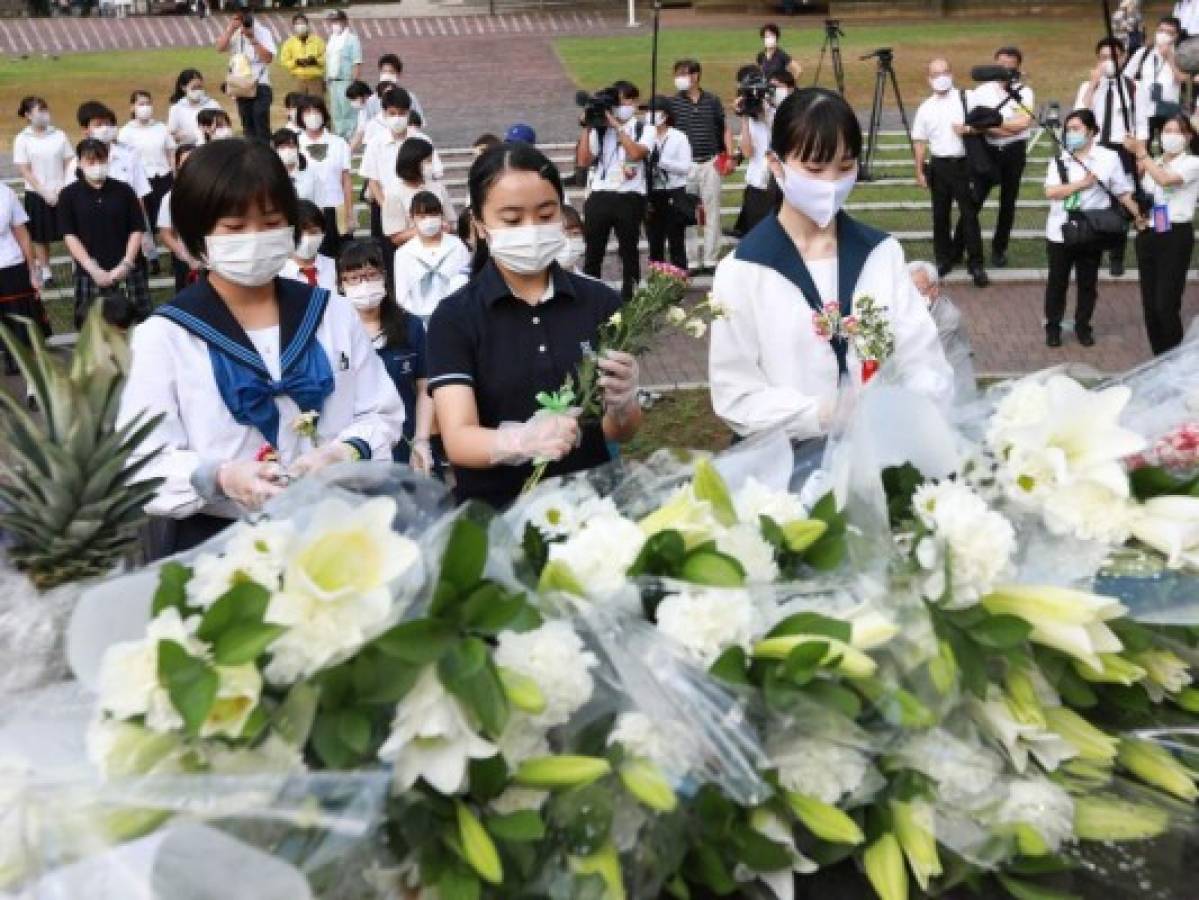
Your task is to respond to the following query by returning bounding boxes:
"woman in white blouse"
[1042,108,1144,348]
[709,88,952,444]
[381,136,456,249]
[117,139,404,556]
[643,96,693,272]
[271,128,319,205]
[166,68,224,146]
[1125,114,1199,354]
[12,96,73,286]
[295,96,354,259]
[120,90,176,246]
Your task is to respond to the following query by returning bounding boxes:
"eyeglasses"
[341,270,384,286]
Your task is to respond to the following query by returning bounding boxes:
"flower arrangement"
[813,294,894,382]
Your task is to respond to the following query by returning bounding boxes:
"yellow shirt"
[280,33,326,81]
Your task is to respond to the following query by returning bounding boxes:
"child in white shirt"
[392,190,469,324]
[280,201,338,290]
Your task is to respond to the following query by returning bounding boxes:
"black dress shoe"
[1109,258,1125,277]
[937,263,954,278]
[1046,329,1062,348]
[970,267,991,288]
[1077,327,1095,347]
[992,251,1008,269]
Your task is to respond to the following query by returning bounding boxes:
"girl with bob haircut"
[426,142,642,508]
[708,87,953,442]
[116,138,405,556]
[381,135,456,248]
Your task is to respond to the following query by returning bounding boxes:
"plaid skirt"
[74,266,151,329]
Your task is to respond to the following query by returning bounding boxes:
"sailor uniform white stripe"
[428,372,474,386]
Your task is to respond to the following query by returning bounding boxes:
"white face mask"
[379,72,398,84]
[779,163,858,228]
[344,281,387,310]
[645,111,666,127]
[674,75,692,92]
[416,217,443,238]
[187,87,206,103]
[385,114,409,133]
[420,161,434,180]
[294,22,309,35]
[83,163,107,183]
[930,74,953,94]
[351,99,366,111]
[556,236,585,270]
[295,233,324,260]
[212,126,234,140]
[91,124,116,144]
[486,222,567,275]
[328,22,344,36]
[1101,60,1117,78]
[205,227,294,287]
[303,112,324,132]
[1156,30,1175,49]
[764,35,778,49]
[30,109,50,128]
[134,103,153,122]
[616,104,636,122]
[1162,132,1189,154]
[278,147,299,167]
[773,87,790,105]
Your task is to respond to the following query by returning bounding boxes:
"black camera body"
[576,87,621,129]
[737,72,770,120]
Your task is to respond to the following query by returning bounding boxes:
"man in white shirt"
[576,81,653,300]
[1126,15,1187,147]
[215,8,276,142]
[913,59,988,287]
[1175,0,1199,37]
[953,47,1034,270]
[1077,37,1139,275]
[359,87,444,240]
[324,9,363,140]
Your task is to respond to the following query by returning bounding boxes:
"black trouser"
[145,173,173,234]
[645,188,688,272]
[1100,141,1136,267]
[954,139,1027,259]
[235,84,273,142]
[1135,222,1194,354]
[583,191,645,301]
[930,156,983,270]
[1044,238,1102,332]
[320,206,342,259]
[734,184,774,239]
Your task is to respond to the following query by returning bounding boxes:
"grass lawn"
[554,17,1101,116]
[624,389,730,460]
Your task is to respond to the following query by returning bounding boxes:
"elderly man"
[909,261,977,403]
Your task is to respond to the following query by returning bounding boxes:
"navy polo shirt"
[426,259,621,508]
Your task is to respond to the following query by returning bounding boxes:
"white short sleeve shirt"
[12,126,73,196]
[1044,145,1134,242]
[913,92,967,159]
[298,130,351,208]
[1142,152,1199,224]
[118,120,176,179]
[0,183,31,269]
[586,122,653,195]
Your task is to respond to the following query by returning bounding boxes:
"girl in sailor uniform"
[709,88,953,443]
[116,139,406,556]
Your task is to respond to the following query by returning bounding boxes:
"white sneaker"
[40,266,53,287]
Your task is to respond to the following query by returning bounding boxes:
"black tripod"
[860,48,915,182]
[813,18,846,97]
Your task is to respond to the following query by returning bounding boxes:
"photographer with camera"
[734,66,774,237]
[280,13,326,98]
[576,80,653,300]
[913,58,988,287]
[757,23,803,83]
[214,7,276,142]
[643,97,693,272]
[1126,16,1187,148]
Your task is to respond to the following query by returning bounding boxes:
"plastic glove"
[217,460,287,511]
[597,350,639,417]
[289,441,355,478]
[492,411,580,466]
[410,437,433,475]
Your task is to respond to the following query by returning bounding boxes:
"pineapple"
[0,305,163,590]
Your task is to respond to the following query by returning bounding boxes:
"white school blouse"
[708,214,953,440]
[393,234,471,322]
[117,287,405,520]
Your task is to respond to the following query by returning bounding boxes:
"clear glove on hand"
[217,460,288,511]
[289,441,355,478]
[492,410,580,466]
[597,350,640,418]
[410,438,433,475]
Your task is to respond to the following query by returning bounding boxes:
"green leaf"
[684,843,737,895]
[311,711,354,769]
[1129,465,1199,501]
[337,708,372,755]
[376,618,457,664]
[357,654,422,705]
[547,783,613,857]
[439,639,509,738]
[151,562,192,617]
[196,581,271,642]
[468,754,509,801]
[271,682,320,748]
[996,874,1081,900]
[521,522,550,575]
[881,463,926,529]
[212,623,285,665]
[463,587,539,635]
[693,459,737,527]
[438,866,481,900]
[156,640,217,738]
[783,640,830,684]
[802,680,863,719]
[768,611,852,643]
[804,493,848,571]
[441,517,489,594]
[730,823,793,872]
[709,646,751,686]
[679,549,746,587]
[486,810,546,842]
[969,614,1034,650]
[629,529,687,577]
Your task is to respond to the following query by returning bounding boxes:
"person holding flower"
[708,87,952,443]
[426,142,642,508]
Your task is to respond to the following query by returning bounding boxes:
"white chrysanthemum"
[1042,481,1138,545]
[911,481,1016,607]
[494,621,597,728]
[548,513,644,597]
[519,491,583,540]
[489,786,549,816]
[734,477,808,526]
[716,523,779,584]
[772,737,871,805]
[186,520,296,607]
[655,588,759,667]
[608,712,697,780]
[895,730,1003,805]
[993,777,1075,854]
[496,727,550,767]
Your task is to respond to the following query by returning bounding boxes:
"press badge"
[339,352,350,371]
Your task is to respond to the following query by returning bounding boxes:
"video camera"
[736,71,770,120]
[861,47,894,65]
[824,18,844,38]
[575,87,621,130]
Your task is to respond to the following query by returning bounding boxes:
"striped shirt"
[668,90,726,162]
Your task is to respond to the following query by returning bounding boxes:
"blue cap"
[504,123,536,145]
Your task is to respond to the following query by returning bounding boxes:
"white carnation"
[894,730,1003,805]
[186,520,296,607]
[1042,481,1138,545]
[772,737,871,805]
[547,514,644,597]
[608,711,698,780]
[911,481,1016,607]
[494,621,597,728]
[734,477,808,526]
[716,523,779,584]
[655,588,759,667]
[993,777,1075,854]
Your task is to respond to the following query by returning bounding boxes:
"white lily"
[969,688,1078,774]
[750,807,817,900]
[1131,495,1199,572]
[378,667,498,795]
[981,584,1125,671]
[200,663,263,740]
